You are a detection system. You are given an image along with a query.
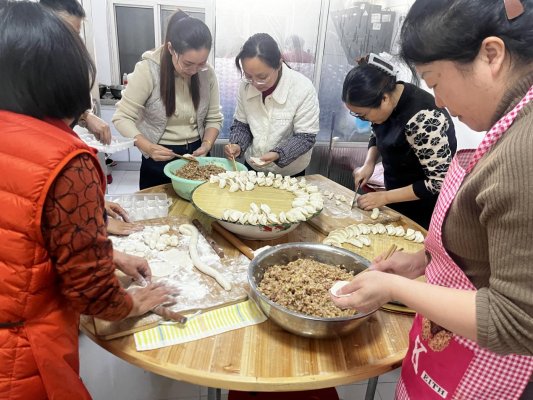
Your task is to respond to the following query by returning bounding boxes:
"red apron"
[396,86,533,400]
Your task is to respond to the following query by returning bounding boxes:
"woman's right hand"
[353,163,375,187]
[224,143,241,159]
[371,249,427,280]
[135,135,175,161]
[126,282,175,318]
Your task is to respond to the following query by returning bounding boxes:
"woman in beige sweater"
[332,0,533,399]
[113,11,222,189]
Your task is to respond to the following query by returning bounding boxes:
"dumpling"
[209,175,220,184]
[260,204,272,214]
[218,178,227,189]
[292,198,307,208]
[250,202,260,213]
[245,181,255,191]
[370,208,380,220]
[229,182,239,192]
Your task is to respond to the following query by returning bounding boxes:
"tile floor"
[81,169,401,400]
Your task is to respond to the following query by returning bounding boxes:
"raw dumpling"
[370,208,380,220]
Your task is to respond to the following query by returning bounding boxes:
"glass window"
[214,0,322,139]
[160,7,205,43]
[115,5,155,79]
[316,0,398,143]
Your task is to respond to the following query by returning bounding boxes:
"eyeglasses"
[172,50,209,73]
[349,110,369,122]
[241,71,273,86]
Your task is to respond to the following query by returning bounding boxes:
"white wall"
[87,0,484,149]
[90,1,113,85]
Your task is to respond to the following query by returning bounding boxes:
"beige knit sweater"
[443,73,533,356]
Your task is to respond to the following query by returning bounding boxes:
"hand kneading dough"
[179,224,232,291]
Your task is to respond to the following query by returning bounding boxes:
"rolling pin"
[211,222,255,260]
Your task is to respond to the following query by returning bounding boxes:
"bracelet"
[202,139,213,148]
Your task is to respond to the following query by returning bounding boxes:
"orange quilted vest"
[0,111,104,400]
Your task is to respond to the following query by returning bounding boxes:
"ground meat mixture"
[174,163,225,181]
[258,259,357,318]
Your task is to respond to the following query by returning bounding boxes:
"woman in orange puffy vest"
[0,2,174,399]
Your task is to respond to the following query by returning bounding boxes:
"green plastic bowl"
[163,157,247,201]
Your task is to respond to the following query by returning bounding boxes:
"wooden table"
[81,179,421,399]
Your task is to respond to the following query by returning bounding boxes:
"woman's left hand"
[252,152,279,166]
[105,201,131,222]
[114,250,151,285]
[192,143,210,157]
[107,217,144,236]
[357,191,389,210]
[330,270,398,313]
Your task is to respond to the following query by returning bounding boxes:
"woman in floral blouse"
[343,54,456,228]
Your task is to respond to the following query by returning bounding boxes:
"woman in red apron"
[332,0,533,398]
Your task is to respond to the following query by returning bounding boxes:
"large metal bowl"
[248,243,377,338]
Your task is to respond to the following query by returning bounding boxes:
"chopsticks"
[229,144,238,171]
[350,180,362,209]
[383,244,405,307]
[384,244,403,260]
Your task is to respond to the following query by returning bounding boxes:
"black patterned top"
[369,82,456,227]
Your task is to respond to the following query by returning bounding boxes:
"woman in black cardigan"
[343,54,457,228]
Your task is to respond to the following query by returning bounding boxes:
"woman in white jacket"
[224,33,319,177]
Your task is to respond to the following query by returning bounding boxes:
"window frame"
[107,0,214,85]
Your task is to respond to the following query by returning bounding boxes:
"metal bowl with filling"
[248,243,377,338]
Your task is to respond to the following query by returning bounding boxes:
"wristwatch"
[78,110,91,128]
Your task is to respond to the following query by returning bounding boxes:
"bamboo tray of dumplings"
[191,182,298,219]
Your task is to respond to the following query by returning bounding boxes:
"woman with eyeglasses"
[113,11,222,189]
[343,55,457,228]
[224,33,319,177]
[333,0,533,398]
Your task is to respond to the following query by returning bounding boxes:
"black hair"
[342,60,397,108]
[235,33,283,73]
[400,0,533,69]
[0,1,95,121]
[40,0,85,18]
[160,11,212,117]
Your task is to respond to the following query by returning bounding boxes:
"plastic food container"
[78,132,135,154]
[105,193,171,221]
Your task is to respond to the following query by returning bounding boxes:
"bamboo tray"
[191,181,298,219]
[334,229,424,315]
[336,227,424,262]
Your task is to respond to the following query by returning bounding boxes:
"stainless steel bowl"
[248,243,377,339]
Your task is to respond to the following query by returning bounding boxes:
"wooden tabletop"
[81,177,421,391]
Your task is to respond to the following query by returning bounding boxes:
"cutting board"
[305,175,401,235]
[83,216,249,340]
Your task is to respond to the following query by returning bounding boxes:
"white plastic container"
[78,131,135,154]
[105,193,171,221]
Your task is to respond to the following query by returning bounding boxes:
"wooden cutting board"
[83,216,249,340]
[305,174,401,235]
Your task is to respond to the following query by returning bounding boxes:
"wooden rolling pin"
[211,222,255,260]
